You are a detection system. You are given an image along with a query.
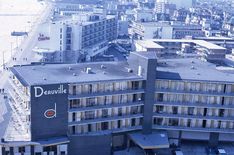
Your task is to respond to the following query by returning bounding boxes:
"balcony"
[153,125,234,134]
[68,114,143,126]
[156,88,234,97]
[153,113,234,121]
[8,78,29,101]
[8,96,30,132]
[69,101,144,112]
[69,126,142,136]
[68,89,145,99]
[155,101,234,109]
[8,90,30,115]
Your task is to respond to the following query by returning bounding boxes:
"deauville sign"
[34,85,67,98]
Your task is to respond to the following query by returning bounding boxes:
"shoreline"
[0,0,48,68]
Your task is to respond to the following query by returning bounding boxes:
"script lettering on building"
[34,85,67,98]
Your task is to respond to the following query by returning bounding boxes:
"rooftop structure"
[134,39,227,61]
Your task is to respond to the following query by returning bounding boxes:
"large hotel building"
[1,52,234,154]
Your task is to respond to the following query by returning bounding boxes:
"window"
[72,113,76,121]
[172,106,178,114]
[131,118,136,126]
[72,85,76,95]
[18,147,25,153]
[118,108,122,116]
[86,97,96,107]
[154,118,163,125]
[102,109,108,118]
[72,126,75,134]
[88,124,92,132]
[168,118,178,126]
[156,106,164,113]
[117,120,121,128]
[101,122,109,130]
[85,111,95,120]
[131,106,139,114]
[219,109,225,117]
[158,93,164,102]
[188,107,194,115]
[89,84,92,93]
[202,120,206,128]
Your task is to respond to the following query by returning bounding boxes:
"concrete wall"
[128,52,157,134]
[68,134,112,155]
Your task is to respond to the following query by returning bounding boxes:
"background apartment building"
[129,21,204,40]
[35,13,117,63]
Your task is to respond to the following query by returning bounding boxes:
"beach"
[0,0,46,66]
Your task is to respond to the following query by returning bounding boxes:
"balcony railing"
[156,88,234,97]
[69,101,144,112]
[68,113,143,126]
[8,79,29,101]
[153,113,234,121]
[155,101,234,109]
[153,125,234,134]
[68,89,144,99]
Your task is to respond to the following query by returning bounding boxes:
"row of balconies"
[68,89,144,99]
[8,78,30,101]
[68,113,143,126]
[69,101,143,112]
[155,101,234,109]
[82,29,105,37]
[153,125,234,134]
[156,89,234,97]
[153,113,234,121]
[69,105,143,122]
[69,118,142,135]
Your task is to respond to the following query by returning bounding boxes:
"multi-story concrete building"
[134,39,226,62]
[34,13,117,63]
[2,51,234,154]
[129,21,204,40]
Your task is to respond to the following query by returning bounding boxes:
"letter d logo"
[34,86,43,98]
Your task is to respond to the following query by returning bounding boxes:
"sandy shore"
[0,0,47,65]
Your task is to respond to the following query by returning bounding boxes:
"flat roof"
[151,39,226,50]
[128,132,169,149]
[11,61,143,86]
[135,40,164,49]
[193,40,226,50]
[0,137,69,147]
[157,58,234,83]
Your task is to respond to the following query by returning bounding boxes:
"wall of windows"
[154,79,234,131]
[69,117,143,134]
[69,81,143,95]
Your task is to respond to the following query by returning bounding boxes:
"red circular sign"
[44,110,56,118]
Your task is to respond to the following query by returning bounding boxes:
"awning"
[37,137,69,146]
[128,132,169,149]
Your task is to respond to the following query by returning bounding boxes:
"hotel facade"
[1,52,234,155]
